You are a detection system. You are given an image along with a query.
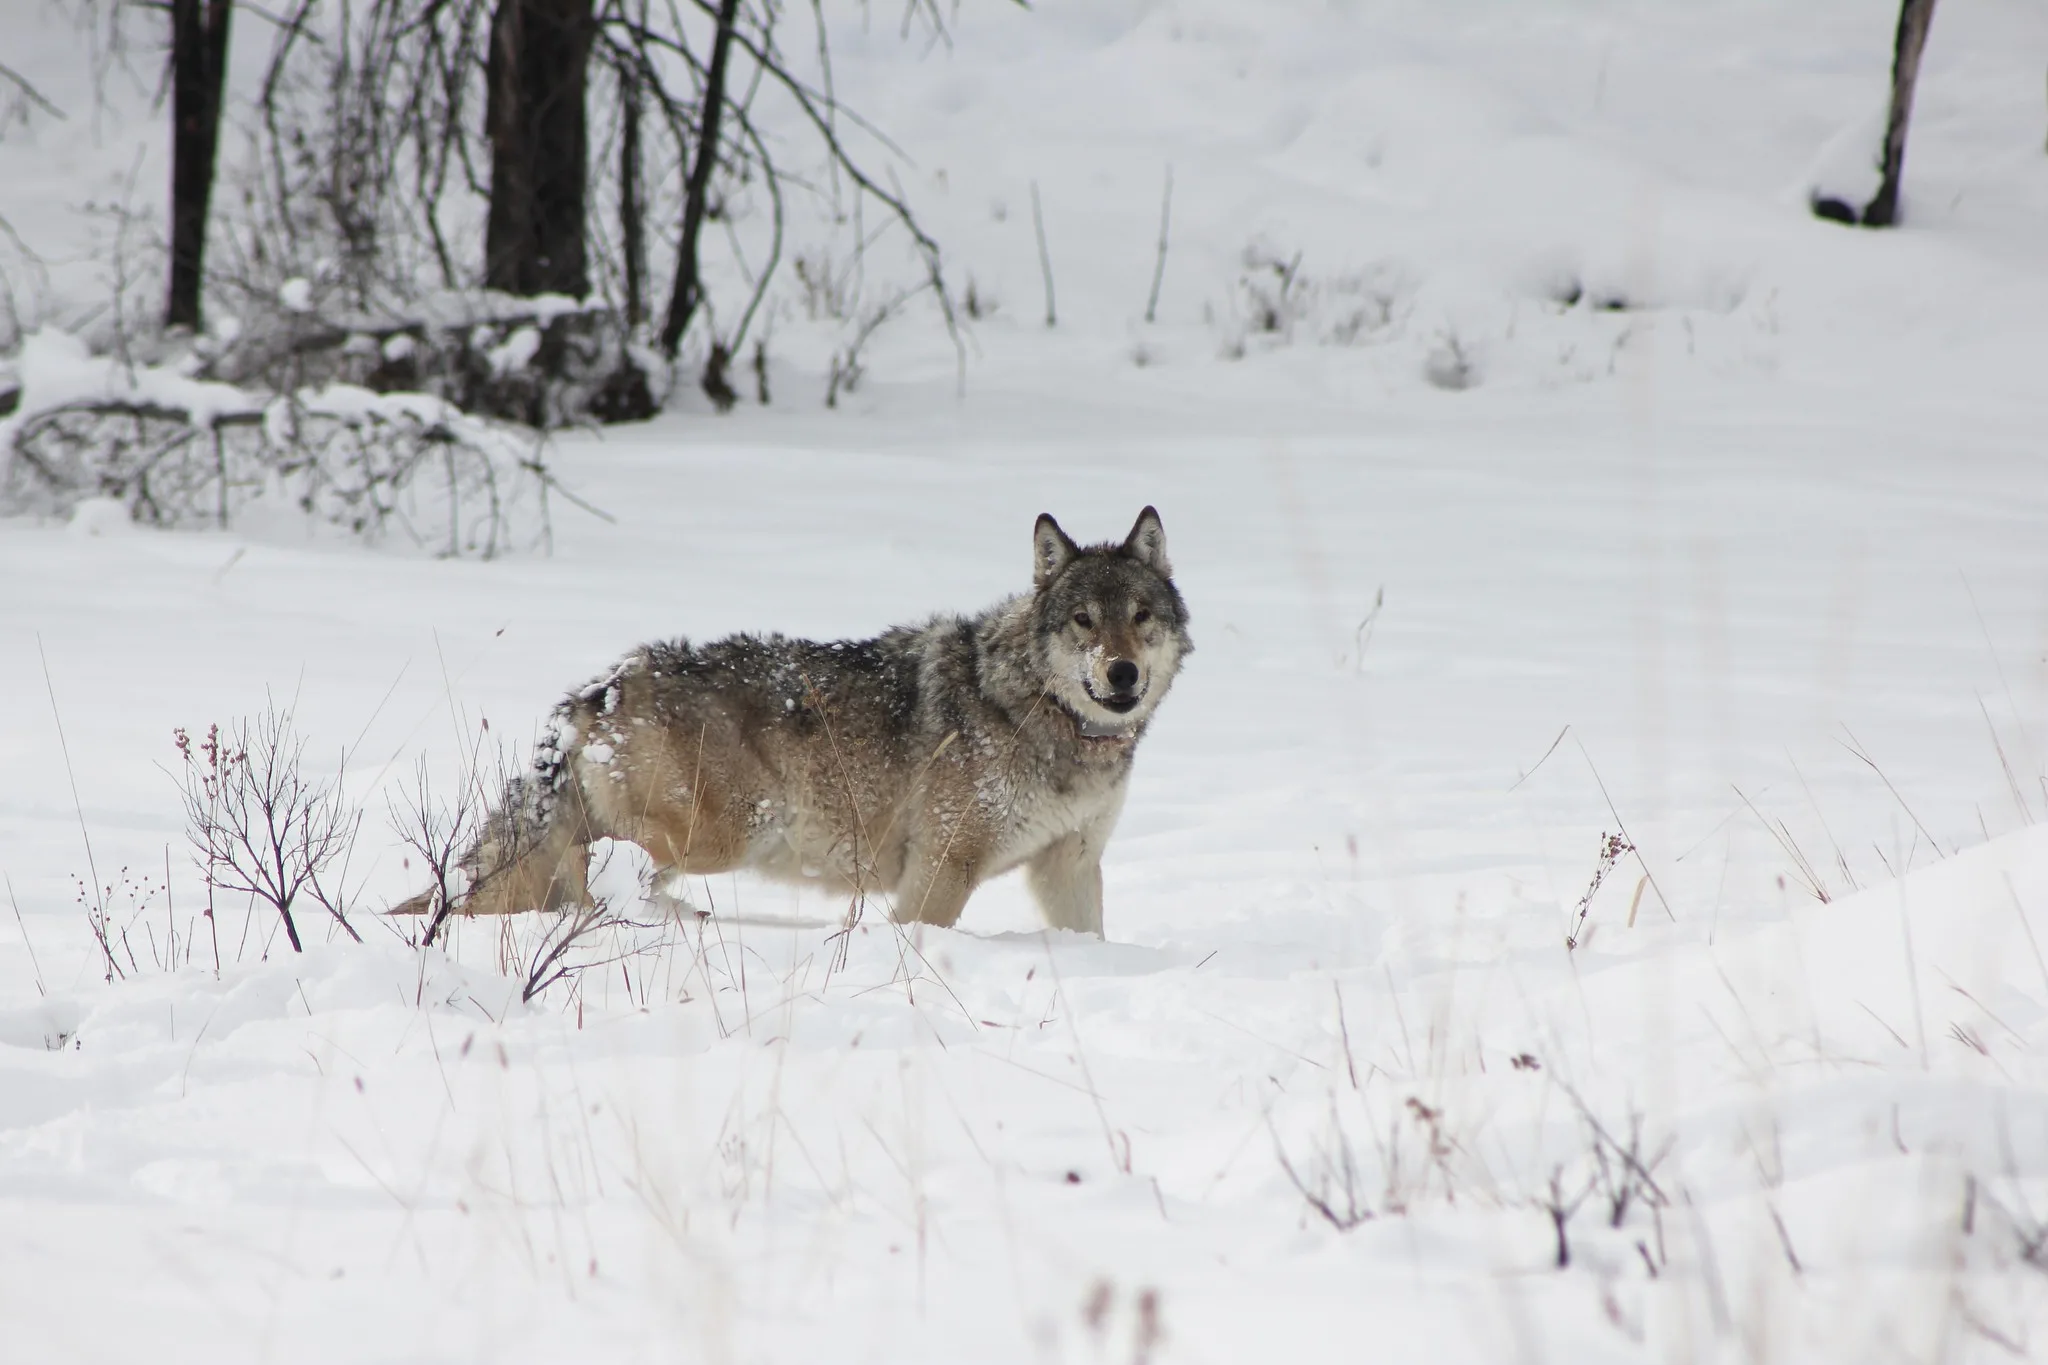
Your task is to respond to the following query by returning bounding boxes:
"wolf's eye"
[1073,611,1094,629]
[1133,608,1152,625]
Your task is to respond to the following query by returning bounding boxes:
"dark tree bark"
[658,0,740,358]
[1863,0,1939,227]
[619,65,645,329]
[1814,0,1938,227]
[586,53,657,423]
[166,0,233,331]
[484,0,596,297]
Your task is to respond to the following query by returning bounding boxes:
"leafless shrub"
[76,162,165,373]
[1534,1082,1673,1273]
[825,288,918,408]
[386,741,493,948]
[1076,1278,1165,1365]
[793,250,855,322]
[1959,1166,2048,1280]
[3,378,561,557]
[219,0,484,323]
[1538,1164,1595,1267]
[7,401,259,529]
[72,867,172,979]
[174,709,365,955]
[74,857,212,977]
[1271,1085,1475,1230]
[188,0,960,423]
[1320,267,1409,345]
[520,897,630,1004]
[1239,240,1304,336]
[1272,1093,1377,1230]
[1217,244,1411,361]
[1583,1104,1672,1230]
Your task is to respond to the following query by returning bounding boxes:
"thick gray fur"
[396,507,1191,936]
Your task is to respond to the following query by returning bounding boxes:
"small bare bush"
[1272,1085,1479,1230]
[1533,1083,1673,1272]
[519,896,631,1004]
[2,346,561,556]
[1218,240,1412,360]
[385,736,496,948]
[1272,1092,1379,1230]
[174,708,364,955]
[825,287,919,408]
[1239,240,1305,337]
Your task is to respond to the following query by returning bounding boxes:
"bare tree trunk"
[658,0,740,358]
[1861,0,1938,227]
[166,0,233,331]
[484,0,596,297]
[619,64,645,330]
[588,54,657,423]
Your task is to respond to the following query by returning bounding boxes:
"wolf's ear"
[1033,513,1079,588]
[1121,506,1171,577]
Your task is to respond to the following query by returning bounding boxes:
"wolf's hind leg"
[1026,833,1105,936]
[634,800,750,876]
[581,763,751,881]
[459,781,598,916]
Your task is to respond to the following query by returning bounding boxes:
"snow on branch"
[0,329,567,556]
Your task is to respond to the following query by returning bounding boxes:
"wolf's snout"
[1106,659,1139,692]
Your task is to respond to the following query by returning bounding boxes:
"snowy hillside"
[6,0,2048,1360]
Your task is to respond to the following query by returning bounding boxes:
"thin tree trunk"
[166,0,233,331]
[620,64,645,329]
[588,54,657,423]
[1862,0,1939,228]
[658,0,740,358]
[484,0,595,297]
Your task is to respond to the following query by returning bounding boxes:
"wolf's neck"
[971,596,1055,718]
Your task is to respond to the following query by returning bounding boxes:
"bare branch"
[174,707,364,954]
[0,63,67,121]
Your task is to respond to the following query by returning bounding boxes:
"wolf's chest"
[985,763,1127,867]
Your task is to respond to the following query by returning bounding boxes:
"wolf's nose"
[1106,659,1139,692]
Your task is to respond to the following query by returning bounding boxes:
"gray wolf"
[395,507,1190,935]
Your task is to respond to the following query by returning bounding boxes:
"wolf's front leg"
[890,846,978,928]
[1025,832,1105,936]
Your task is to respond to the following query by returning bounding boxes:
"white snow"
[0,326,258,442]
[1807,104,1891,212]
[64,495,133,537]
[486,324,543,378]
[5,0,2048,1361]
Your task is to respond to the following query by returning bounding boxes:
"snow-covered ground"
[7,0,2048,1359]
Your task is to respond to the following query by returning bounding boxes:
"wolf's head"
[1030,507,1192,740]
